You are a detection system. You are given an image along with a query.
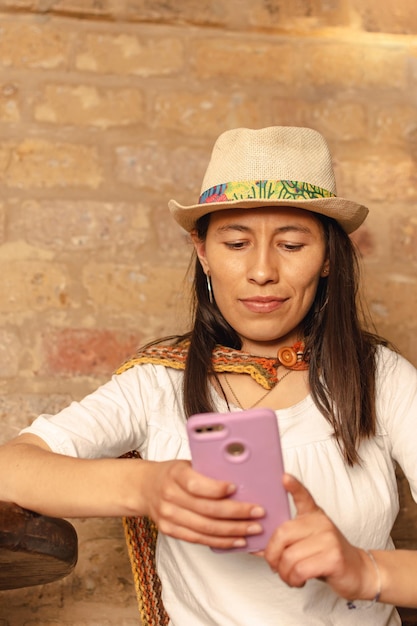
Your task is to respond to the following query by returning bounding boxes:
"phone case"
[187,408,290,553]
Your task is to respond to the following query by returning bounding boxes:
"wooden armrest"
[0,501,78,590]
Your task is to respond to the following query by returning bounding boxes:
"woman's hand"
[143,459,265,550]
[264,474,378,602]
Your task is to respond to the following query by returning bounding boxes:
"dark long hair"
[179,212,389,466]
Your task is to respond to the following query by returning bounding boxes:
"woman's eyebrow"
[275,224,313,234]
[215,223,313,235]
[216,223,251,233]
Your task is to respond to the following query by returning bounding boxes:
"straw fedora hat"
[168,126,368,234]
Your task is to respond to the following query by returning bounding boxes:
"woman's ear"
[320,259,330,277]
[190,229,210,274]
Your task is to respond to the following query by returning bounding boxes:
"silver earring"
[318,296,329,313]
[206,273,213,304]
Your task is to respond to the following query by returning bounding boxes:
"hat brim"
[168,196,368,235]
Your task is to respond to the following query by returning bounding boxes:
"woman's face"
[192,206,329,356]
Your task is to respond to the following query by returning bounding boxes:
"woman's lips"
[239,297,287,313]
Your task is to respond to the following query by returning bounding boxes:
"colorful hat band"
[199,180,336,205]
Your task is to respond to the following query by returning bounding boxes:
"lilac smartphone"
[187,408,290,553]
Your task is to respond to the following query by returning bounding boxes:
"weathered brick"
[0,82,20,122]
[115,142,209,199]
[351,0,417,34]
[75,32,184,76]
[298,100,368,142]
[42,328,141,376]
[152,89,265,136]
[245,0,338,29]
[371,103,417,146]
[0,21,70,69]
[0,143,10,175]
[3,0,417,36]
[337,154,417,203]
[0,0,38,7]
[7,199,151,251]
[72,531,136,604]
[349,224,375,258]
[391,213,417,265]
[40,0,116,18]
[364,269,417,326]
[0,329,21,378]
[0,393,72,444]
[35,84,145,129]
[408,46,417,76]
[304,42,407,90]
[193,38,300,84]
[0,257,71,313]
[264,98,305,128]
[152,202,192,259]
[0,139,102,188]
[82,262,188,318]
[0,202,5,244]
[125,0,227,26]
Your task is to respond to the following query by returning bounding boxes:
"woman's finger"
[283,473,320,516]
[157,506,264,547]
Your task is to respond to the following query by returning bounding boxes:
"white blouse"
[22,346,417,625]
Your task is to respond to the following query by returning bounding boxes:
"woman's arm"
[264,474,417,608]
[0,433,265,550]
[0,433,153,518]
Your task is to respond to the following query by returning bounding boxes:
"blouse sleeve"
[376,346,417,501]
[19,364,175,460]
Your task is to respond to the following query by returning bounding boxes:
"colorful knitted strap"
[121,451,169,626]
[116,340,307,390]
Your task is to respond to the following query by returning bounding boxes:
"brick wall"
[0,1,416,624]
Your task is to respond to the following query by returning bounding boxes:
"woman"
[1,126,417,625]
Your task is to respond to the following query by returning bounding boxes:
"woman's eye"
[281,243,304,252]
[224,241,247,249]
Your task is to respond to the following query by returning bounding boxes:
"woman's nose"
[247,249,279,284]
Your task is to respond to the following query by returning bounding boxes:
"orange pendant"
[277,341,308,371]
[277,346,298,367]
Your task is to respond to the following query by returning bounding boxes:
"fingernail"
[233,538,247,547]
[246,523,263,535]
[250,506,265,518]
[227,483,237,494]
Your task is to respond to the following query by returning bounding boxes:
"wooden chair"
[398,607,417,626]
[0,501,78,590]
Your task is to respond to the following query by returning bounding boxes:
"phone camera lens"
[226,442,245,456]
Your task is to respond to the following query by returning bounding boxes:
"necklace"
[221,340,308,410]
[224,368,293,410]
